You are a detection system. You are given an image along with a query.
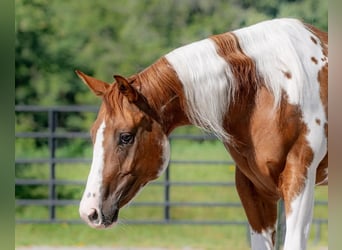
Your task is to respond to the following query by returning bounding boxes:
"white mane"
[165,39,234,140]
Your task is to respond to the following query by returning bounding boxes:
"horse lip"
[101,208,119,228]
[98,176,136,228]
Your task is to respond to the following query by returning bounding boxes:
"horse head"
[76,70,170,228]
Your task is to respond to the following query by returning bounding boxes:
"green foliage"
[278,0,328,30]
[15,0,327,106]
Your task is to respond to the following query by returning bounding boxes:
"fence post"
[48,109,57,221]
[164,159,171,223]
[314,220,322,244]
[275,199,286,250]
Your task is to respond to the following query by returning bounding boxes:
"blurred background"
[15,0,327,249]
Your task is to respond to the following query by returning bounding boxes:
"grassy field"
[15,222,328,250]
[15,128,328,249]
[16,224,250,249]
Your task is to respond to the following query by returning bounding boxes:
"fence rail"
[15,105,328,244]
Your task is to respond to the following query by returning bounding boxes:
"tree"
[15,0,327,106]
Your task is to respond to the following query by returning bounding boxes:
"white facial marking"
[79,120,106,226]
[250,226,275,250]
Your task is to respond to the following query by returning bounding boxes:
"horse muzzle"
[79,192,119,229]
[79,206,119,229]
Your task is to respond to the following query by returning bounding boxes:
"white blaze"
[79,120,106,224]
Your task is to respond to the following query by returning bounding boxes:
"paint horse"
[76,18,327,250]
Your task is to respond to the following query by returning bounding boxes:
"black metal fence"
[15,105,327,243]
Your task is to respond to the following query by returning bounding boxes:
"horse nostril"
[88,208,100,223]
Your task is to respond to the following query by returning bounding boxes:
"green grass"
[15,223,327,250]
[15,224,251,249]
[15,128,328,249]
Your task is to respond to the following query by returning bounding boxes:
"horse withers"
[76,18,327,250]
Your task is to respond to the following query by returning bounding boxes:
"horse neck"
[134,57,190,135]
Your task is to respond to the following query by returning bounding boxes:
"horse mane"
[132,57,186,115]
[101,57,184,123]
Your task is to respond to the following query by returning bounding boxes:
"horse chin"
[101,208,119,229]
[89,221,116,229]
[86,208,119,229]
[101,221,117,229]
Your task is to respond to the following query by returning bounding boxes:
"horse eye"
[119,132,134,145]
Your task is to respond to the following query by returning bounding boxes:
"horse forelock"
[101,83,126,119]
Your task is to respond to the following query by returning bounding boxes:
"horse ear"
[75,70,109,96]
[114,75,139,102]
[114,75,161,123]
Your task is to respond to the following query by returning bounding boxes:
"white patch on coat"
[157,135,171,177]
[165,38,235,141]
[283,118,327,249]
[282,37,326,248]
[283,166,316,250]
[250,226,275,250]
[236,20,327,248]
[233,18,327,108]
[166,18,328,145]
[79,120,106,225]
